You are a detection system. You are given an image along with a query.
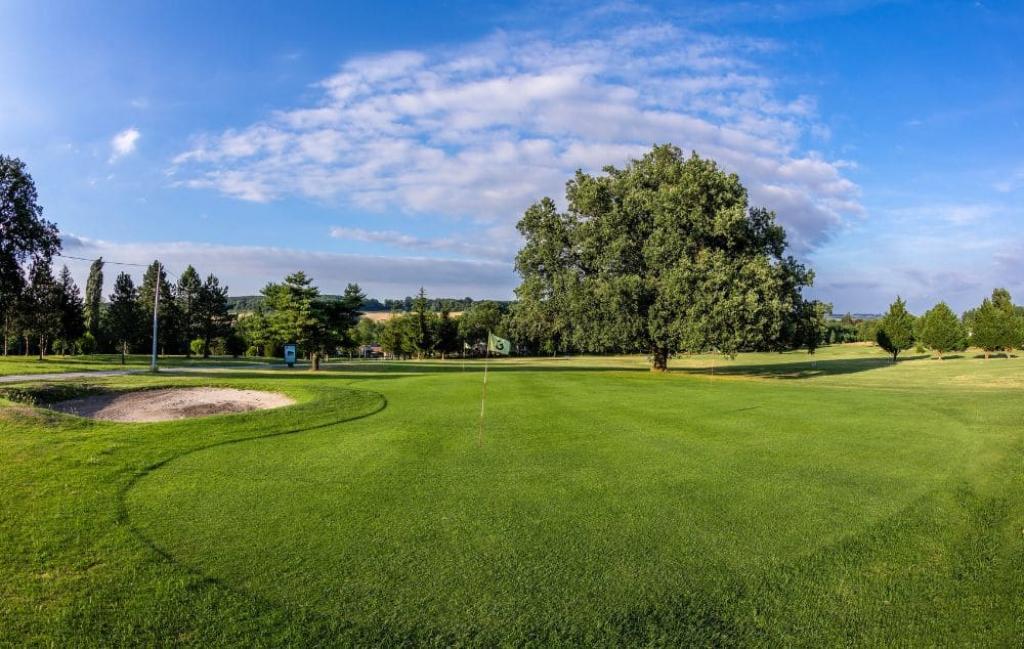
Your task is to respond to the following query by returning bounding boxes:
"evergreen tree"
[55,265,85,355]
[22,258,61,359]
[919,302,966,359]
[410,287,435,359]
[175,265,202,356]
[262,271,319,363]
[106,272,143,364]
[138,260,178,356]
[195,273,230,358]
[990,288,1022,355]
[971,297,1012,359]
[876,296,915,362]
[84,257,104,337]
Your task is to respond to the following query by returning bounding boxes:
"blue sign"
[284,344,297,367]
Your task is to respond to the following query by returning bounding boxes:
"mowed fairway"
[3,346,1023,646]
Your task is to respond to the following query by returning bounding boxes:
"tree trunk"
[311,352,321,371]
[651,347,669,372]
[121,342,126,365]
[38,336,44,361]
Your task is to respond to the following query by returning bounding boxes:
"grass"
[2,345,1022,646]
[0,353,283,376]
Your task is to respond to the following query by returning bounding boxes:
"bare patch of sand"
[49,388,294,422]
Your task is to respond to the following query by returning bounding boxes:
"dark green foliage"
[971,297,1013,358]
[876,297,915,361]
[514,145,815,370]
[105,272,144,363]
[139,260,179,356]
[83,257,104,336]
[55,265,85,355]
[175,265,203,355]
[21,258,61,359]
[0,156,60,352]
[195,274,230,358]
[876,297,915,360]
[458,300,503,345]
[435,310,460,358]
[920,302,967,358]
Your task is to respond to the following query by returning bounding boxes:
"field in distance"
[2,344,1022,646]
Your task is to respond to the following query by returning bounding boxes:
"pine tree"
[971,297,1012,359]
[55,265,85,355]
[410,287,435,359]
[919,302,966,359]
[139,260,178,356]
[175,265,202,356]
[876,296,915,362]
[990,288,1022,355]
[106,272,143,364]
[195,273,229,358]
[84,257,104,336]
[23,259,61,359]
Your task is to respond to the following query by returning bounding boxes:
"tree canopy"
[876,297,915,361]
[919,302,966,359]
[513,145,816,370]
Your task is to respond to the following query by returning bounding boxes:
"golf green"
[3,347,1023,645]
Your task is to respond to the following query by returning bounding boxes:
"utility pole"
[150,261,160,372]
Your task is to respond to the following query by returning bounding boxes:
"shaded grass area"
[2,346,1023,646]
[0,353,280,376]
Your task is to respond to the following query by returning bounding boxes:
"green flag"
[487,332,511,356]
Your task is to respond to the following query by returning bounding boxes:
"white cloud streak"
[171,24,860,252]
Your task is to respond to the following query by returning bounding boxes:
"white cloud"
[171,24,861,252]
[109,127,140,162]
[61,234,515,298]
[329,225,514,259]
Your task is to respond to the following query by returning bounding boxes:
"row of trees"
[874,289,1024,361]
[361,291,503,359]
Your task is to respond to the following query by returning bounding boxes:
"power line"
[54,253,180,280]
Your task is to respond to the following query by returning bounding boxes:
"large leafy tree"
[55,265,86,355]
[457,301,503,347]
[876,296,915,362]
[1,155,61,355]
[84,257,104,337]
[106,272,144,364]
[514,145,815,370]
[919,301,966,359]
[436,310,460,359]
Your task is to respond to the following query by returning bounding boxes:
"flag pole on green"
[478,332,510,445]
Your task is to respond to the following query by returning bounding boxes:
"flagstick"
[477,344,489,446]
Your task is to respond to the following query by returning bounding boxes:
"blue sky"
[2,0,1022,312]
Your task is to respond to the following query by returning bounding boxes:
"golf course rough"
[2,346,1024,646]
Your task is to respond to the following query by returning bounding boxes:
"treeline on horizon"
[5,148,1024,371]
[225,294,513,314]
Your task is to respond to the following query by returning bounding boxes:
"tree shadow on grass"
[671,355,927,380]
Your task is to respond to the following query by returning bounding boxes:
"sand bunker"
[50,388,294,422]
